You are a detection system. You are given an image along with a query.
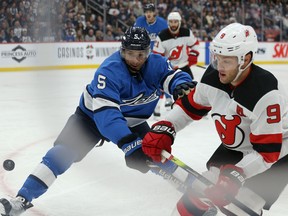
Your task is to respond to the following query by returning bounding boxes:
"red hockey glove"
[188,50,199,66]
[204,165,245,207]
[173,81,197,101]
[142,121,176,162]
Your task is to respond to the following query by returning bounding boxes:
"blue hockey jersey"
[79,51,191,144]
[134,16,168,49]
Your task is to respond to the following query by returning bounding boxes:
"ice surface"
[0,65,287,215]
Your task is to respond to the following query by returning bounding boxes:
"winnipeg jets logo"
[134,34,140,39]
[149,33,157,41]
[121,90,158,106]
[212,114,245,149]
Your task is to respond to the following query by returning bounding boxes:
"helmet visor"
[210,52,239,71]
[122,48,150,61]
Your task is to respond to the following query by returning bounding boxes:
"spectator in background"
[84,28,96,41]
[104,29,115,41]
[0,20,9,40]
[64,28,75,42]
[84,21,94,35]
[95,29,104,41]
[126,13,136,27]
[7,28,19,43]
[113,26,125,41]
[131,0,143,17]
[75,29,84,42]
[13,20,22,40]
[20,28,32,42]
[0,29,7,43]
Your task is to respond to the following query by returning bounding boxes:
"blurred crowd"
[0,0,287,43]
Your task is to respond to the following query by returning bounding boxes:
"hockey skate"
[0,196,33,216]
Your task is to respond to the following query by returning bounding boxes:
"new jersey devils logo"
[212,114,245,149]
[169,45,184,60]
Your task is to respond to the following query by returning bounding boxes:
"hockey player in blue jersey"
[0,27,195,216]
[135,3,172,117]
[134,3,168,50]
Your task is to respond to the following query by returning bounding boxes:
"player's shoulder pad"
[235,64,279,111]
[158,28,172,41]
[178,27,190,37]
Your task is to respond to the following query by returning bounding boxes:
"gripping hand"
[173,81,197,101]
[117,134,151,173]
[204,165,245,206]
[142,121,176,162]
[188,49,199,66]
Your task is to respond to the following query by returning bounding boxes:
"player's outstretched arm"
[117,133,151,173]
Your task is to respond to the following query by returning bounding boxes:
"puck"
[3,159,15,171]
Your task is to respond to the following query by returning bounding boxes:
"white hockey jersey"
[153,28,199,68]
[169,64,288,178]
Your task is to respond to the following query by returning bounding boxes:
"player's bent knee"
[42,145,79,176]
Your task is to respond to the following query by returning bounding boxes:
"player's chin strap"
[233,59,253,83]
[160,150,263,216]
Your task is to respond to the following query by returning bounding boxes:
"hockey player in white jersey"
[153,11,200,79]
[142,23,288,215]
[0,27,195,216]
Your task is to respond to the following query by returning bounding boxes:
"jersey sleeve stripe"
[152,50,165,56]
[250,133,282,163]
[256,151,280,163]
[250,133,282,144]
[175,89,211,120]
[163,69,182,94]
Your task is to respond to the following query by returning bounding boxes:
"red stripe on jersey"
[259,152,280,163]
[250,133,282,144]
[175,89,211,120]
[250,133,282,163]
[188,89,210,110]
[152,50,165,56]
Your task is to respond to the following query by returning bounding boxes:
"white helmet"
[210,23,258,78]
[167,12,181,33]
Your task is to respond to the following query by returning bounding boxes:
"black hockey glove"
[173,81,197,101]
[117,133,151,173]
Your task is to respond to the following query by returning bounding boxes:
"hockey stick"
[146,161,188,192]
[147,161,237,216]
[196,64,207,69]
[161,150,261,216]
